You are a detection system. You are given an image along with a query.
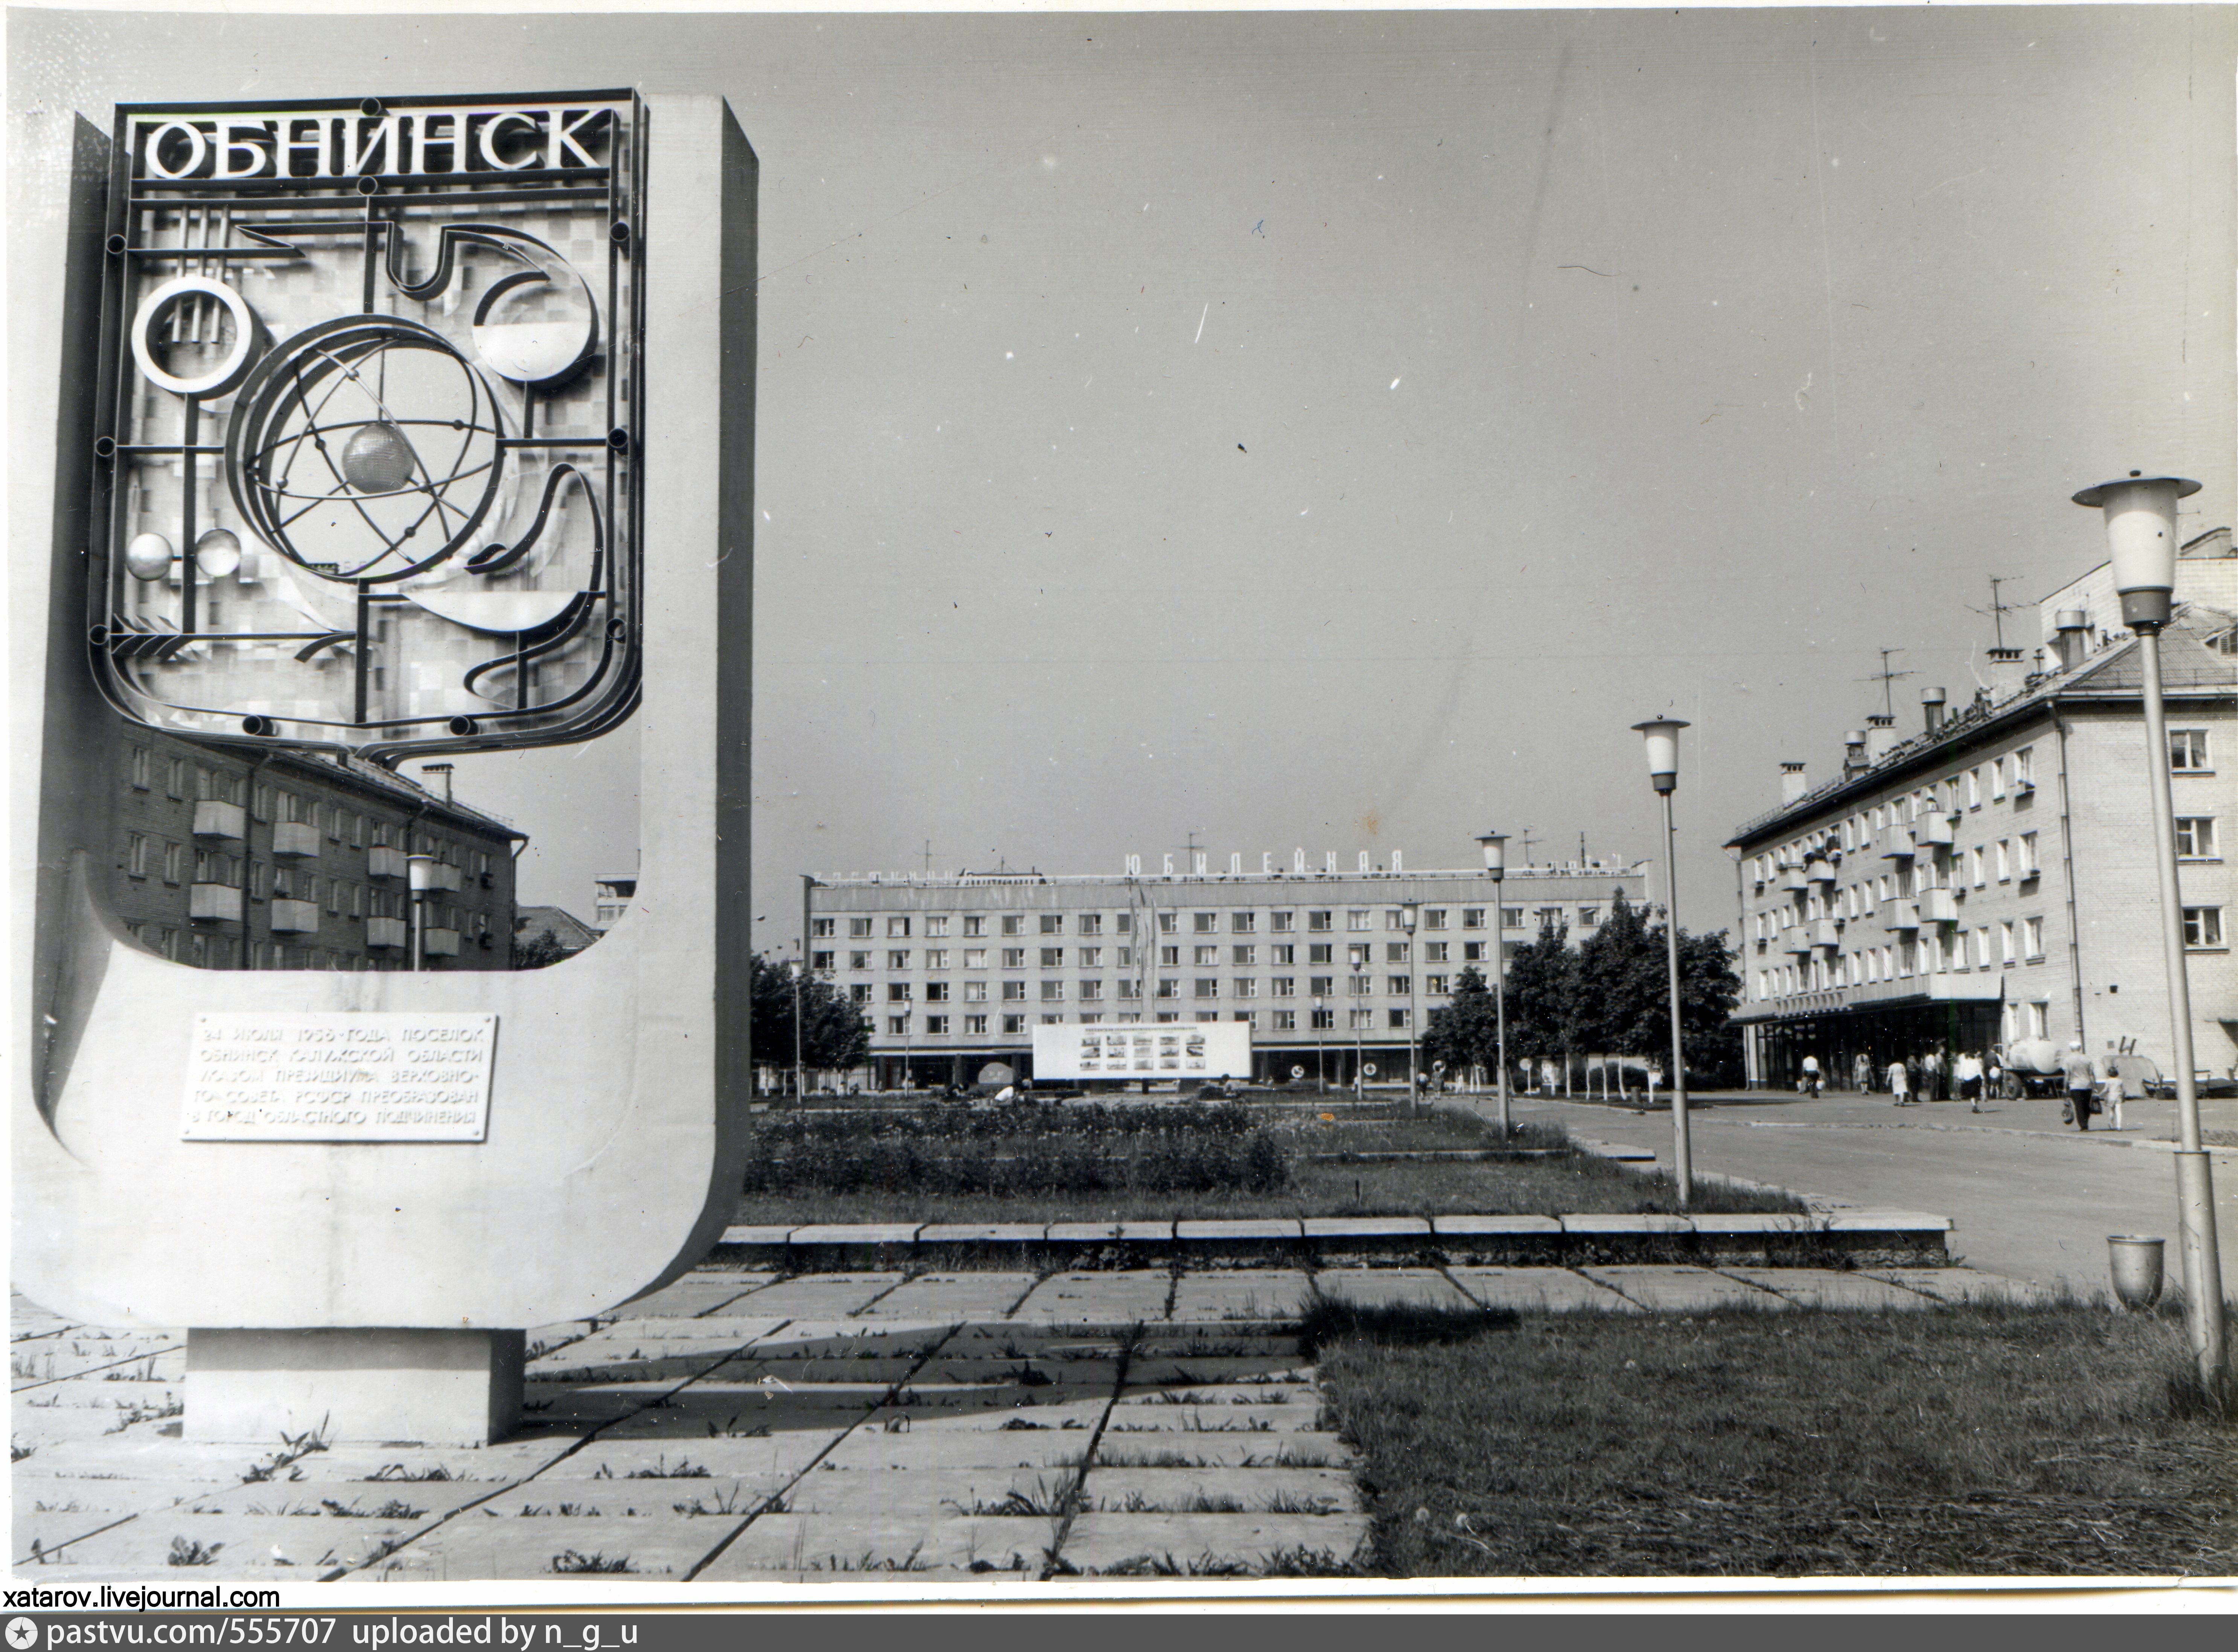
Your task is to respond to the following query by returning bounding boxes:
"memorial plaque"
[182,1012,497,1141]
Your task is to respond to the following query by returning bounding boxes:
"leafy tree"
[1573,893,1668,1057]
[1502,919,1578,1071]
[750,953,871,1082]
[1421,965,1502,1077]
[512,927,569,970]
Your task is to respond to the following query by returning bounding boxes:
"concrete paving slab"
[789,1225,922,1247]
[1862,1267,2060,1306]
[1300,1216,1433,1239]
[1561,1213,1694,1234]
[718,1227,798,1248]
[277,1439,577,1485]
[922,1355,1121,1391]
[1446,1267,1639,1313]
[1175,1219,1303,1241]
[857,1273,1039,1320]
[45,1507,432,1579]
[1429,1215,1563,1236]
[1056,1510,1366,1576]
[360,1509,724,1580]
[917,1224,1049,1245]
[611,1274,781,1320]
[1825,1211,1954,1232]
[782,1461,1076,1519]
[1688,1215,1819,1234]
[469,1474,774,1524]
[1125,1356,1312,1389]
[736,1319,951,1359]
[1309,1269,1475,1311]
[1075,1465,1358,1515]
[1168,1271,1315,1322]
[14,1479,220,1564]
[569,1433,842,1483]
[1046,1221,1175,1244]
[1100,1400,1326,1438]
[818,1420,1096,1474]
[9,1435,324,1483]
[1091,1434,1352,1471]
[1580,1265,1788,1311]
[692,1510,1055,1580]
[1008,1271,1172,1326]
[1722,1268,1938,1310]
[714,1355,922,1387]
[722,1274,906,1318]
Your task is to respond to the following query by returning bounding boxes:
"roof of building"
[513,904,601,952]
[810,861,1650,890]
[268,747,528,843]
[1728,605,2237,849]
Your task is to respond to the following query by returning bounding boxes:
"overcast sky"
[12,5,2234,943]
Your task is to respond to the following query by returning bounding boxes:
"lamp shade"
[1476,830,1508,879]
[1400,901,1419,933]
[406,853,439,893]
[1632,718,1690,792]
[2072,472,2200,629]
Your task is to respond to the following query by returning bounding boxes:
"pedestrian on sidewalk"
[1921,1048,1944,1102]
[1956,1049,1984,1112]
[2098,1041,2125,1131]
[1888,1056,1912,1106]
[2060,1038,2096,1130]
[1799,1052,1822,1098]
[1853,1051,1872,1094]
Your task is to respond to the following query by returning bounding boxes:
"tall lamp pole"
[406,853,436,973]
[1632,718,1694,1210]
[2073,472,2225,1387]
[1313,994,1326,1093]
[1400,901,1421,1115]
[797,875,816,1102]
[1476,831,1511,1137]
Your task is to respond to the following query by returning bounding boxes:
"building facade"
[804,856,1650,1088]
[1726,576,2235,1090]
[110,728,523,970]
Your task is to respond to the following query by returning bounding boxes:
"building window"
[1967,768,1982,809]
[1114,913,1133,935]
[1991,758,2006,801]
[1308,911,1332,932]
[2027,1001,2049,1040]
[849,917,872,938]
[1268,976,1295,997]
[1193,945,1217,966]
[1079,980,1103,1001]
[1157,912,1177,934]
[887,982,912,1002]
[1309,942,1333,965]
[1310,975,1334,996]
[1193,979,1219,999]
[1271,910,1295,933]
[1156,979,1178,1000]
[1577,906,1601,929]
[1231,911,1255,934]
[1003,1014,1027,1034]
[1193,912,1217,934]
[1312,1006,1335,1029]
[888,1015,910,1035]
[1041,947,1064,968]
[925,915,949,937]
[1160,945,1181,966]
[811,950,833,971]
[1347,910,1370,931]
[1273,1009,1296,1030]
[2182,907,2224,948]
[1999,922,2016,965]
[1463,941,1485,962]
[1388,1007,1411,1029]
[925,1015,949,1035]
[165,758,187,800]
[1271,943,1295,965]
[1995,840,2010,882]
[162,842,183,885]
[1003,980,1027,1001]
[848,983,871,1004]
[1003,948,1026,969]
[888,949,910,970]
[1348,975,1371,997]
[2175,817,2218,859]
[1117,979,1141,1001]
[1499,908,1522,930]
[2021,917,2043,960]
[1041,914,1064,935]
[1079,913,1102,937]
[848,951,870,971]
[1349,1007,1374,1030]
[1385,942,1409,964]
[2169,729,2211,771]
[964,948,988,969]
[965,1014,989,1035]
[1004,915,1026,936]
[1387,975,1411,997]
[887,917,911,938]
[964,980,987,1003]
[1421,907,1448,932]
[2018,832,2040,878]
[1079,946,1101,968]
[924,981,949,1003]
[128,746,151,790]
[1384,910,1406,931]
[963,915,985,937]
[127,833,150,878]
[1232,945,1256,966]
[1233,978,1258,998]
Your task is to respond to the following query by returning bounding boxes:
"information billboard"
[1032,1022,1251,1081]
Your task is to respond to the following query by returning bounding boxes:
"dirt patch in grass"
[1312,1298,2237,1577]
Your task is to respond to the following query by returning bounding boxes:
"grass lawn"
[1308,1297,2238,1577]
[734,1106,1804,1226]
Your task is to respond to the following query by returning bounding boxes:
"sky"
[11,4,2235,946]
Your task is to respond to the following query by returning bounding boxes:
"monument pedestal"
[185,1329,524,1446]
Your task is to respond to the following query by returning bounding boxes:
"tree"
[749,953,870,1082]
[512,927,568,970]
[1502,919,1579,1072]
[1421,965,1502,1077]
[1573,893,1668,1058]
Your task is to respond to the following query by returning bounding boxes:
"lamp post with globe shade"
[2072,471,2225,1388]
[1476,831,1512,1137]
[1400,901,1422,1115]
[406,853,437,972]
[1313,995,1327,1093]
[1632,718,1694,1209]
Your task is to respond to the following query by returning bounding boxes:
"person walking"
[1888,1055,1912,1106]
[1987,1047,2005,1101]
[1853,1051,1872,1094]
[2060,1038,2096,1131]
[1799,1052,1822,1098]
[1955,1049,1985,1112]
[2098,1041,2125,1131]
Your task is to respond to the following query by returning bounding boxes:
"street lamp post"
[406,853,437,973]
[798,874,816,1102]
[1400,901,1421,1116]
[1313,994,1326,1093]
[1476,831,1511,1137]
[2073,471,2226,1388]
[1632,718,1694,1210]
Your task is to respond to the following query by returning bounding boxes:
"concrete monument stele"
[13,91,756,1444]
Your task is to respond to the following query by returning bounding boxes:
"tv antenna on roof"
[1860,648,1916,718]
[1968,576,2023,651]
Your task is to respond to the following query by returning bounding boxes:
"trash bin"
[2107,1235,2165,1311]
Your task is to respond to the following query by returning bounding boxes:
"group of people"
[2058,1039,2127,1132]
[1793,1038,2128,1128]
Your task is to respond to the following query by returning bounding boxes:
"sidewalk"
[11,1258,2051,1584]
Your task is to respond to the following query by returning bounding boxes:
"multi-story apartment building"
[1726,531,2236,1088]
[110,728,523,970]
[804,853,1649,1088]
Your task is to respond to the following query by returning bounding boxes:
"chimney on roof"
[1865,713,1897,765]
[1922,686,1947,733]
[422,762,454,805]
[1841,730,1868,780]
[2052,610,2090,671]
[1780,761,1808,805]
[1985,647,2026,699]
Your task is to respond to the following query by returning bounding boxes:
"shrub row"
[742,1128,1289,1196]
[756,1099,1260,1146]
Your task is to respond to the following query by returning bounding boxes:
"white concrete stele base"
[186,1328,524,1446]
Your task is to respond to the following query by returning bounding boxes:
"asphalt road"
[1505,1089,2238,1296]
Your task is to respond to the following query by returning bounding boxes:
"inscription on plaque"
[183,1013,497,1142]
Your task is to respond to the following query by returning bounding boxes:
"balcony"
[189,883,242,923]
[1916,814,1955,847]
[367,845,407,879]
[1919,889,1961,924]
[1782,930,1813,955]
[1811,919,1842,949]
[272,821,319,858]
[364,916,408,950]
[1778,866,1809,892]
[1882,899,1921,932]
[432,863,464,892]
[1880,831,1917,860]
[1805,857,1836,884]
[269,898,318,935]
[422,927,461,958]
[191,800,245,841]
